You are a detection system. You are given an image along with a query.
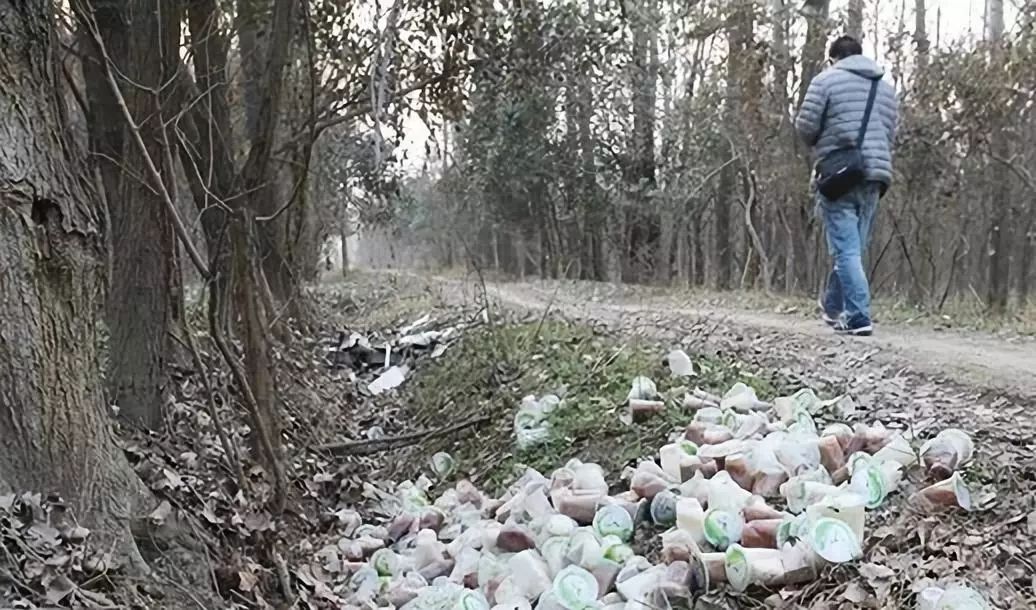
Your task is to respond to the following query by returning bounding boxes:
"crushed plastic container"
[627,376,658,401]
[808,517,862,564]
[666,350,695,377]
[592,505,634,543]
[920,429,974,480]
[720,382,765,413]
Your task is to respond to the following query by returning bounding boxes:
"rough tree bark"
[0,0,150,559]
[79,4,125,213]
[82,0,182,430]
[770,0,799,291]
[798,0,831,108]
[737,2,766,289]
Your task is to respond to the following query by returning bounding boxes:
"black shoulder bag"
[815,77,880,201]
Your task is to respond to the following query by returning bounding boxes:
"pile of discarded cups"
[314,362,986,609]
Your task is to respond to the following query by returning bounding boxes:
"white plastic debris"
[791,388,822,414]
[720,383,766,413]
[399,330,442,347]
[725,544,787,591]
[702,509,743,550]
[551,565,599,609]
[509,550,552,599]
[918,584,989,610]
[808,517,862,564]
[431,452,457,478]
[514,395,562,450]
[666,350,695,377]
[920,429,975,480]
[592,505,633,543]
[872,433,918,468]
[627,376,658,401]
[913,472,972,512]
[649,490,678,527]
[369,365,409,395]
[806,493,866,543]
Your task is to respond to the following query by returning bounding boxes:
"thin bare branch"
[75,3,211,279]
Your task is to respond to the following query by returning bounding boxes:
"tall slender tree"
[986,0,1011,313]
[578,0,606,281]
[848,0,865,40]
[627,0,659,281]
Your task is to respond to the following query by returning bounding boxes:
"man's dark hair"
[829,36,864,60]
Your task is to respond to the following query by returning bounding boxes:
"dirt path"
[477,280,1036,400]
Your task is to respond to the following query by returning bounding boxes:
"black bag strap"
[857,78,880,147]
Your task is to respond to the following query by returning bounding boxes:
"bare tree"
[579,0,606,281]
[626,0,660,282]
[716,0,756,289]
[986,0,1011,313]
[848,0,865,40]
[914,0,929,66]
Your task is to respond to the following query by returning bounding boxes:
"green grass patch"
[401,318,786,493]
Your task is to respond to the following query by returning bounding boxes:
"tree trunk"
[986,0,1010,313]
[628,0,658,282]
[180,0,236,328]
[237,0,270,143]
[796,0,831,292]
[798,0,831,109]
[238,0,294,302]
[717,0,752,289]
[227,0,295,506]
[79,5,126,217]
[914,0,929,66]
[91,0,182,430]
[0,0,150,559]
[340,225,350,278]
[848,0,865,40]
[1020,219,1034,305]
[576,2,604,281]
[771,0,799,292]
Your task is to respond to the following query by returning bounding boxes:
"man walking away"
[795,36,898,337]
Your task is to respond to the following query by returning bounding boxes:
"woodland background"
[336,0,1036,318]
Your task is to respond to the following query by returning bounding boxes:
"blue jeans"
[819,181,881,327]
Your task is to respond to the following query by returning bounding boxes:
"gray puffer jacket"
[795,55,899,188]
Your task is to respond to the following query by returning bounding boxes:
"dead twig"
[315,415,491,456]
[207,267,289,514]
[272,549,296,608]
